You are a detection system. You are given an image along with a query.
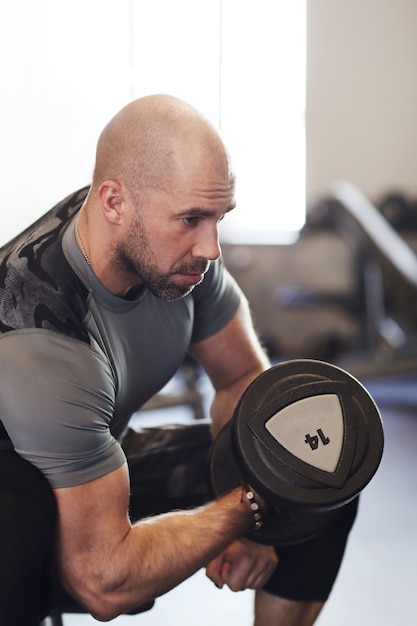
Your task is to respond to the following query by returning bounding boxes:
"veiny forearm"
[60,487,254,621]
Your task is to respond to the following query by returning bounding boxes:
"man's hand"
[206,538,278,592]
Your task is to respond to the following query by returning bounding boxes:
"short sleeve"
[0,330,126,488]
[190,257,242,343]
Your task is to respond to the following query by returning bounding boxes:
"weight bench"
[43,603,154,626]
[41,585,154,625]
[277,180,417,378]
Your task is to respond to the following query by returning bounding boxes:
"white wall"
[306,0,417,201]
[0,1,134,245]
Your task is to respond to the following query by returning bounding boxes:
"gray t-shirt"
[0,188,241,488]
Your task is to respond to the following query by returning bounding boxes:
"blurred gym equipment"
[277,181,417,380]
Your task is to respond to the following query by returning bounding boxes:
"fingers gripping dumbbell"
[209,359,384,546]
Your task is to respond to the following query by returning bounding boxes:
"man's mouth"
[174,261,210,276]
[176,271,205,285]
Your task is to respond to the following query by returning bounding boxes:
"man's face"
[115,209,211,301]
[115,154,236,301]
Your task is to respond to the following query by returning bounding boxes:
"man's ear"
[98,180,124,225]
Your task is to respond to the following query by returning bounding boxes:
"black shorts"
[122,420,359,602]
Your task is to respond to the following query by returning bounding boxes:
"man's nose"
[192,227,221,261]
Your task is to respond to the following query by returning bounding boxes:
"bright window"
[131,0,306,243]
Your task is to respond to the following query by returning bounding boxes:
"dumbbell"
[209,359,384,546]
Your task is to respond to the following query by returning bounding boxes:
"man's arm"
[189,298,270,437]
[53,464,255,621]
[54,299,273,620]
[189,298,279,592]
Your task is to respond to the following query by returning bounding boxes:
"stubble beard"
[114,221,210,301]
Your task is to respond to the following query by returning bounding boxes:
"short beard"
[114,220,209,301]
[118,252,200,300]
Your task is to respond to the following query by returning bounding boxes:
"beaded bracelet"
[241,482,263,529]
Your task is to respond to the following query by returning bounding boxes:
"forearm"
[123,489,252,599]
[209,363,266,438]
[60,487,255,621]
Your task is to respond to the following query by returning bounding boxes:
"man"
[0,95,357,625]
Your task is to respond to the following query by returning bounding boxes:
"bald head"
[92,95,233,204]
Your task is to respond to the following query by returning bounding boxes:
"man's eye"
[182,217,200,226]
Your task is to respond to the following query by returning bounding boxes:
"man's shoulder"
[190,257,242,343]
[0,188,90,340]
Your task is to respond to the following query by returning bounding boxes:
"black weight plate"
[209,359,383,545]
[209,421,241,495]
[232,359,384,509]
[209,419,340,546]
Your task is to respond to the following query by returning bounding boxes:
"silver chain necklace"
[75,221,90,265]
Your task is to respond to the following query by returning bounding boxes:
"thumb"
[206,554,226,588]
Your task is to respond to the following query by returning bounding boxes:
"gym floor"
[63,374,417,626]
